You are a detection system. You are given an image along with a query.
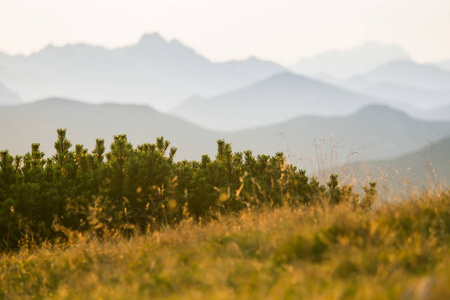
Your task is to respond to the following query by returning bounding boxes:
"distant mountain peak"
[138,33,166,45]
[244,56,279,65]
[348,59,450,92]
[0,32,286,109]
[291,42,411,79]
[38,43,58,54]
[247,56,259,61]
[354,104,410,120]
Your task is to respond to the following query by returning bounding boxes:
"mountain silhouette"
[171,72,377,131]
[0,33,285,110]
[2,99,450,164]
[290,42,410,79]
[346,60,450,92]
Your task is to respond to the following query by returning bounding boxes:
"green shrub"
[0,129,376,250]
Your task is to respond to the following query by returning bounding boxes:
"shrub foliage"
[0,129,376,249]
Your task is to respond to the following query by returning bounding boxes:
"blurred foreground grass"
[1,191,450,299]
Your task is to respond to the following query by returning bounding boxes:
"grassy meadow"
[1,190,449,299]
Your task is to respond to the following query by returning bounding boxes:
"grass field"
[1,191,450,299]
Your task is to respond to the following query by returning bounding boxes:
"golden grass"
[1,191,450,299]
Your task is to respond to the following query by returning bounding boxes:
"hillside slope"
[1,100,449,164]
[221,105,450,162]
[0,98,219,160]
[1,194,449,299]
[361,136,450,191]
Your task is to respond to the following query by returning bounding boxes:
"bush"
[0,129,376,250]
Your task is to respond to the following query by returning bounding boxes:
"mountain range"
[1,36,450,193]
[317,60,450,115]
[0,98,218,160]
[224,105,450,163]
[290,42,411,79]
[0,33,285,110]
[2,36,450,118]
[171,72,378,131]
[354,83,450,111]
[1,99,449,164]
[345,60,450,93]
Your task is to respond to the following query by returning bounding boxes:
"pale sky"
[1,0,449,65]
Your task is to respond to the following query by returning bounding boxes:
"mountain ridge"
[290,42,411,79]
[171,72,381,131]
[2,98,450,165]
[346,60,450,92]
[0,33,286,110]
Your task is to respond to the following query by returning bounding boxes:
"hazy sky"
[1,0,449,65]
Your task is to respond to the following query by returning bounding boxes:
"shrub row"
[0,129,376,249]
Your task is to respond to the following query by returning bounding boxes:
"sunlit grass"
[1,191,449,299]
